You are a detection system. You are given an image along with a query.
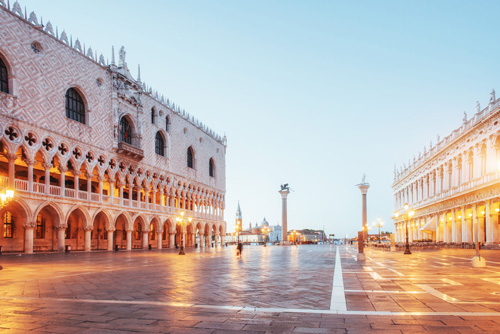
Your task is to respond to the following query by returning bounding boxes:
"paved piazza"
[1,246,500,333]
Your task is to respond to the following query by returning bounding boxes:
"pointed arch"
[114,211,133,231]
[187,146,194,169]
[155,131,165,156]
[33,201,64,227]
[209,158,215,177]
[0,53,10,94]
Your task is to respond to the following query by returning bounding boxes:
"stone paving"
[0,244,499,333]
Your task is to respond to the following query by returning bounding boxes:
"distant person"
[237,242,243,258]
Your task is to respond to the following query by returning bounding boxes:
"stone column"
[200,234,205,248]
[126,230,132,250]
[107,229,114,250]
[486,200,494,245]
[59,166,67,197]
[279,188,291,243]
[220,234,225,246]
[451,209,457,243]
[6,153,16,187]
[84,226,93,252]
[25,159,34,192]
[43,162,52,194]
[56,225,66,252]
[73,170,80,199]
[109,180,115,204]
[24,222,35,254]
[98,175,104,202]
[157,231,162,249]
[169,232,175,249]
[357,182,370,241]
[142,231,149,249]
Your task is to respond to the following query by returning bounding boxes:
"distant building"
[393,90,500,245]
[226,203,280,243]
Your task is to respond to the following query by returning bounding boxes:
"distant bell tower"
[235,201,242,232]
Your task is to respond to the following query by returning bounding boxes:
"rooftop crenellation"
[0,0,227,146]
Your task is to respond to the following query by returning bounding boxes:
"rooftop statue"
[490,89,496,104]
[119,46,126,67]
[463,111,467,123]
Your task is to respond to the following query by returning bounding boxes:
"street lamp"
[394,203,414,255]
[290,230,300,244]
[175,211,192,255]
[0,188,14,209]
[372,217,384,244]
[261,227,271,247]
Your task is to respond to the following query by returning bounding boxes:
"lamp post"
[290,230,300,244]
[175,211,192,255]
[261,227,271,247]
[394,203,414,255]
[372,217,384,244]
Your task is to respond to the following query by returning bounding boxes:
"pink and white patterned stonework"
[0,2,227,253]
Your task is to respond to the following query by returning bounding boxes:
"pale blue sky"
[17,0,500,238]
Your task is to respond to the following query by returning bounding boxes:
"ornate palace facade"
[393,90,500,245]
[0,2,226,253]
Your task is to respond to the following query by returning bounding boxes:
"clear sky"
[16,0,500,238]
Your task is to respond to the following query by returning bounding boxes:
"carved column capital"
[23,221,37,228]
[24,158,35,166]
[42,162,53,169]
[83,226,94,232]
[5,153,17,162]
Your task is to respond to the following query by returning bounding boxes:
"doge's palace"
[393,89,500,246]
[0,1,227,253]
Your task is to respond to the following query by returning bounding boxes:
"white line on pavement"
[330,246,347,311]
[2,296,500,317]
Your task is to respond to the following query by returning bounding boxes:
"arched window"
[166,116,170,132]
[135,224,141,240]
[0,58,8,94]
[65,88,85,124]
[209,158,215,177]
[187,146,194,168]
[120,117,132,144]
[150,224,155,240]
[155,132,165,156]
[3,211,14,238]
[36,214,46,239]
[151,108,155,124]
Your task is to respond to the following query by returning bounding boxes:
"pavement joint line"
[329,246,346,311]
[344,290,424,294]
[416,284,459,302]
[441,278,462,285]
[1,295,500,317]
[388,268,405,276]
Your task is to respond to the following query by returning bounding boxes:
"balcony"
[116,141,144,160]
[6,176,221,221]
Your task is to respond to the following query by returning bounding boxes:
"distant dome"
[261,217,269,227]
